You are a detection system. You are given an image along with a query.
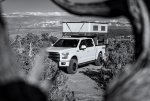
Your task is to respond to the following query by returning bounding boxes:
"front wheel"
[95,52,103,66]
[67,59,78,74]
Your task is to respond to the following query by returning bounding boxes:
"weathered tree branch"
[51,0,127,17]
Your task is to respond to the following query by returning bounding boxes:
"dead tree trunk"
[29,42,33,57]
[52,0,150,101]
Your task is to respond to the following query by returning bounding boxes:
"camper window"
[93,25,98,31]
[101,26,106,31]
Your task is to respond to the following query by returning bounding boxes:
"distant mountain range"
[3,12,129,22]
[3,12,71,17]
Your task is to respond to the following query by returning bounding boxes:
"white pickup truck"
[46,37,106,74]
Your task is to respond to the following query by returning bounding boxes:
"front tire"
[67,59,78,74]
[95,52,103,66]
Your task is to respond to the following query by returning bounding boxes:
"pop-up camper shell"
[62,21,108,45]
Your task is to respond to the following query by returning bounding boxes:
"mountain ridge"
[3,12,71,17]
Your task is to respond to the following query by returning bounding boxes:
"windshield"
[53,39,79,47]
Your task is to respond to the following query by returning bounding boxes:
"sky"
[2,0,101,13]
[2,0,63,13]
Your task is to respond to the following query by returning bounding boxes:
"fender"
[67,53,78,62]
[95,45,106,60]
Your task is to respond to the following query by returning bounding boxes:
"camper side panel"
[63,23,89,32]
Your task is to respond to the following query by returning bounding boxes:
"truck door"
[78,39,88,63]
[85,39,96,61]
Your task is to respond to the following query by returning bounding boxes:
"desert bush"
[95,38,135,90]
[40,33,58,48]
[41,33,49,41]
[11,33,74,101]
[106,38,135,73]
[49,36,58,44]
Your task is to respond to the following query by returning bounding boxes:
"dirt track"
[66,64,104,101]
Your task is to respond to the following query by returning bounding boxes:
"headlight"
[62,52,69,59]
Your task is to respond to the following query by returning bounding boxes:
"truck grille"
[48,52,60,61]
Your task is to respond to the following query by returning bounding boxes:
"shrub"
[11,33,74,101]
[88,38,135,90]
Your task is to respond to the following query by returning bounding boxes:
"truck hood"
[46,47,77,53]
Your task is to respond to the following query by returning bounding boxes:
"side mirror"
[80,45,86,50]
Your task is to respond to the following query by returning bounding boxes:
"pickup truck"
[46,37,106,74]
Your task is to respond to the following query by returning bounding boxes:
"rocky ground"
[65,64,104,101]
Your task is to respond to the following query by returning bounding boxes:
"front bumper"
[59,60,70,67]
[48,52,70,67]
